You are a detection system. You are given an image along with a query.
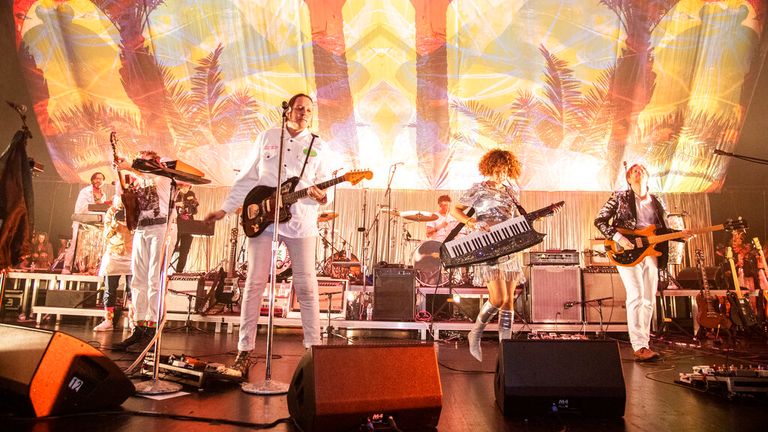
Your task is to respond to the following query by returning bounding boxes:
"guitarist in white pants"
[205,94,334,377]
[594,163,690,362]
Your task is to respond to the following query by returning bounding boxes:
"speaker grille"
[373,269,415,321]
[530,265,582,322]
[582,272,627,323]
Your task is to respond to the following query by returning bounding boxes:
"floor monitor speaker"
[0,324,134,417]
[288,344,442,432]
[495,339,625,417]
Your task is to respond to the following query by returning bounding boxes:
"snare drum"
[413,240,449,287]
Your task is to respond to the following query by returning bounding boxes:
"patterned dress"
[459,181,525,284]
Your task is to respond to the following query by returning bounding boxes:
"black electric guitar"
[202,228,242,315]
[694,249,731,331]
[241,170,372,238]
[604,218,747,266]
[724,246,757,329]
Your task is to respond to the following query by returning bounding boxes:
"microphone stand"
[384,164,398,263]
[713,149,768,165]
[242,104,291,395]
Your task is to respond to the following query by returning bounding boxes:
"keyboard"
[438,201,564,268]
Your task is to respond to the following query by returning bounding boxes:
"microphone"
[391,162,405,167]
[281,100,289,111]
[563,301,576,309]
[713,148,732,156]
[6,100,27,114]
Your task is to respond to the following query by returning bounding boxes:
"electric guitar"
[202,228,241,315]
[604,218,747,266]
[241,170,373,238]
[694,249,731,331]
[750,237,768,328]
[725,246,757,329]
[109,132,140,230]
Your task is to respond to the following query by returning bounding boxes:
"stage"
[1,316,766,432]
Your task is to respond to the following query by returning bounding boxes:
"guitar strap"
[297,133,318,182]
[442,208,475,245]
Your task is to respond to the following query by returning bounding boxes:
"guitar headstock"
[724,217,748,232]
[548,201,565,215]
[343,170,373,186]
[752,237,763,253]
[695,249,704,265]
[725,246,734,260]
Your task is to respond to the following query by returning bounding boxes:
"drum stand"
[321,291,349,342]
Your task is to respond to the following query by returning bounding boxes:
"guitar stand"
[656,288,693,340]
[321,291,350,343]
[165,289,209,333]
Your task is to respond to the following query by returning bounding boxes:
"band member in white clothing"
[425,195,458,242]
[205,93,334,377]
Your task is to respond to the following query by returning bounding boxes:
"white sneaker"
[93,320,114,332]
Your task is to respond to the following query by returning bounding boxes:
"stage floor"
[2,317,766,432]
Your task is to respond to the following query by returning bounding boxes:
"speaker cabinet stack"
[373,268,415,321]
[582,270,627,323]
[530,265,582,322]
[288,344,442,432]
[495,339,626,417]
[0,324,134,417]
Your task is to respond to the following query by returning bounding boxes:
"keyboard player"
[450,149,526,362]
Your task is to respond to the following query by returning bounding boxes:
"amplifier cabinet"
[582,272,627,323]
[373,268,415,321]
[530,265,582,323]
[167,274,210,313]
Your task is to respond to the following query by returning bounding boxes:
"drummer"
[425,195,458,242]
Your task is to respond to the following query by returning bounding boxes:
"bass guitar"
[724,246,757,329]
[604,218,747,266]
[693,249,731,331]
[109,132,140,230]
[242,170,372,238]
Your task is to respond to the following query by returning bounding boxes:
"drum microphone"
[563,301,577,309]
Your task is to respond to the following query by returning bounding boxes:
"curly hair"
[478,149,521,179]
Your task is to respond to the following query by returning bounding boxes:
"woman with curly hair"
[451,149,526,362]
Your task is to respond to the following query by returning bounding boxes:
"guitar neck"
[725,249,746,299]
[284,176,345,202]
[647,224,723,244]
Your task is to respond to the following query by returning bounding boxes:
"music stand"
[125,159,211,395]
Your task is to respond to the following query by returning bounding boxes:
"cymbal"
[400,210,438,222]
[318,211,338,223]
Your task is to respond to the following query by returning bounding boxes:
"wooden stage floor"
[2,317,766,432]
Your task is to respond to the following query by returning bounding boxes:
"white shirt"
[634,194,657,229]
[74,184,112,214]
[426,212,458,242]
[222,127,334,238]
[134,174,173,220]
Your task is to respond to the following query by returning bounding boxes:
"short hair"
[288,93,313,109]
[90,172,105,181]
[478,149,521,179]
[437,194,451,203]
[138,150,160,161]
[625,163,648,183]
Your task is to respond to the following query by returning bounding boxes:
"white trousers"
[238,234,320,351]
[63,222,80,270]
[130,224,174,323]
[616,255,658,351]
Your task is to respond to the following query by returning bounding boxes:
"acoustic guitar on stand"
[241,170,372,238]
[604,218,747,266]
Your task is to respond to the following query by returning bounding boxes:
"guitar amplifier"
[527,251,580,266]
[374,268,416,321]
[167,273,209,313]
[582,272,627,323]
[530,265,582,323]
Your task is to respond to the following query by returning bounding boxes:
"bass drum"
[413,240,449,287]
[236,242,292,281]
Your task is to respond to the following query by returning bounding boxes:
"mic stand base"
[242,379,289,395]
[135,376,183,395]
